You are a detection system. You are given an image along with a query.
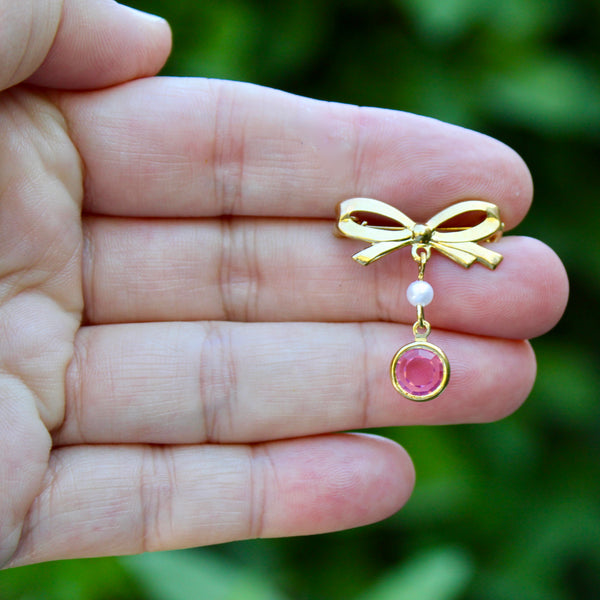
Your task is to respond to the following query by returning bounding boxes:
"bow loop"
[336,198,503,269]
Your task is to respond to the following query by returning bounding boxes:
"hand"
[0,0,568,568]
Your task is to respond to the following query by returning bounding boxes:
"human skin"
[0,0,568,568]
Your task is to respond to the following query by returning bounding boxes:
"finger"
[82,216,568,340]
[54,322,535,446]
[55,78,532,225]
[1,0,170,92]
[5,435,414,567]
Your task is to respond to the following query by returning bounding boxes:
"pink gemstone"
[396,347,444,397]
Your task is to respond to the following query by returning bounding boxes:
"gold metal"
[390,340,450,401]
[336,197,504,269]
[416,249,428,280]
[336,197,503,402]
[414,304,430,338]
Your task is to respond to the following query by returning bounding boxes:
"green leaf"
[0,557,140,600]
[396,0,490,42]
[482,54,600,134]
[355,547,474,600]
[119,550,288,600]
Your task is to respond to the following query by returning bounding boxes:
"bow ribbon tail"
[431,241,503,269]
[352,240,410,265]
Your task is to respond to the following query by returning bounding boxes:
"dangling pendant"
[390,273,450,400]
[390,248,449,401]
[335,197,504,402]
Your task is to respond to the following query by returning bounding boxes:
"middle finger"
[82,216,565,340]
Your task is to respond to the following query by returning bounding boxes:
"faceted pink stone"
[396,347,444,397]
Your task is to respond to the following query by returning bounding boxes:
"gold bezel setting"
[390,341,450,402]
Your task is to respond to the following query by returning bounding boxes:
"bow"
[336,198,504,269]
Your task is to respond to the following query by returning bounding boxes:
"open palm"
[1,0,568,569]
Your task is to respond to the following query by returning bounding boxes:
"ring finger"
[53,321,536,446]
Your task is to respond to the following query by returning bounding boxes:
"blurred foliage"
[2,0,598,598]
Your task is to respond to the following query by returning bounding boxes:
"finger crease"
[358,322,373,429]
[197,323,239,443]
[211,81,245,216]
[248,445,268,539]
[218,217,234,321]
[351,105,368,195]
[138,446,177,554]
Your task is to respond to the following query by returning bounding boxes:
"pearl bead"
[406,280,434,307]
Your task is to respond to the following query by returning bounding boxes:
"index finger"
[55,77,532,226]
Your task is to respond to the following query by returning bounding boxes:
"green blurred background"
[2,0,598,599]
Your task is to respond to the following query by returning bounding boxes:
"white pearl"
[406,280,434,307]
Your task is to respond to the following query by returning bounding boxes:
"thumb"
[0,0,171,92]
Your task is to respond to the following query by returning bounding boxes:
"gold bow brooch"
[336,198,504,269]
